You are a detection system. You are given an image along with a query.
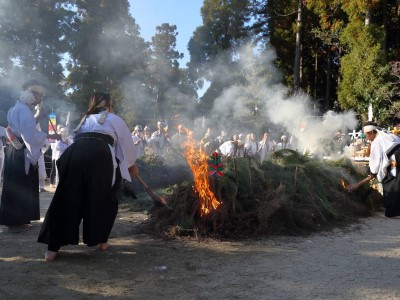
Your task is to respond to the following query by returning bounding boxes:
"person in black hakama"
[38,92,139,261]
[348,122,400,217]
[365,123,400,217]
[0,80,60,232]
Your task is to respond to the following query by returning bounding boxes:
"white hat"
[363,125,377,134]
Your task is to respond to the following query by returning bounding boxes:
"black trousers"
[38,133,120,251]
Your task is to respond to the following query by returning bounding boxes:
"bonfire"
[145,136,382,238]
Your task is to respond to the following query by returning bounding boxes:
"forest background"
[1,0,400,134]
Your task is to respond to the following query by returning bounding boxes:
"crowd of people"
[129,122,293,163]
[0,79,399,263]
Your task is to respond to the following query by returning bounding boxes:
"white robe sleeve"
[369,141,389,182]
[110,115,137,182]
[19,108,47,166]
[0,126,6,138]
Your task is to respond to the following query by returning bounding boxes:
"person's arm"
[128,164,139,177]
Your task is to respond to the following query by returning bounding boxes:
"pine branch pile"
[147,149,382,238]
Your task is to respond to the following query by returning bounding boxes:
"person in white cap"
[131,125,145,158]
[0,79,60,232]
[349,121,400,217]
[258,131,274,162]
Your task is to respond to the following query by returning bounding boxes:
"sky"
[128,0,204,67]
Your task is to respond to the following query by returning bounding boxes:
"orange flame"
[182,129,221,216]
[340,178,348,189]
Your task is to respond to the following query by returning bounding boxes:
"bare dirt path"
[0,188,400,300]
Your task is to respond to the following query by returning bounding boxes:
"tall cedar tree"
[148,23,197,120]
[188,0,252,116]
[0,0,69,96]
[64,0,148,112]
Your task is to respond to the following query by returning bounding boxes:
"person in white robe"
[258,132,274,162]
[0,80,60,230]
[348,122,400,217]
[244,133,258,157]
[131,125,145,159]
[219,138,235,158]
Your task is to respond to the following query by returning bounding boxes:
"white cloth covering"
[7,100,47,174]
[54,137,73,185]
[76,112,137,183]
[132,134,145,158]
[258,140,274,162]
[369,130,400,182]
[244,140,258,156]
[219,140,235,156]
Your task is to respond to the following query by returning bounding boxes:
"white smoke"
[207,42,358,157]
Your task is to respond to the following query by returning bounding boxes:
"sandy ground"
[0,186,400,300]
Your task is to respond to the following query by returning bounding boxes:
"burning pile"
[147,146,382,238]
[181,131,221,216]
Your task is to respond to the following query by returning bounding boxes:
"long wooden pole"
[133,174,171,209]
[347,175,373,192]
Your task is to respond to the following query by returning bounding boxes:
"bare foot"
[99,243,109,251]
[45,251,58,262]
[7,225,31,233]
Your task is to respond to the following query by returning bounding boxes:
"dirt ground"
[1,186,400,300]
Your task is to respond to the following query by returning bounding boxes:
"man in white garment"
[0,79,60,230]
[349,122,400,217]
[131,125,145,159]
[258,131,274,162]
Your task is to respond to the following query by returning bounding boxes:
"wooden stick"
[347,175,374,192]
[133,174,171,209]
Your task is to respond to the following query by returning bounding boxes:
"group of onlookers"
[130,123,293,163]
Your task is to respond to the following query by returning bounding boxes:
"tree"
[188,0,252,115]
[294,0,303,90]
[64,0,148,113]
[338,1,393,122]
[0,0,70,95]
[306,0,347,110]
[147,23,196,120]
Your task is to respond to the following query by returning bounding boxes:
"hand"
[48,133,61,140]
[128,164,139,177]
[346,183,360,192]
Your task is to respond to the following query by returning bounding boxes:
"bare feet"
[99,243,109,251]
[7,224,32,233]
[45,251,58,262]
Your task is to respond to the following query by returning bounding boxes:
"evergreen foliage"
[148,151,380,237]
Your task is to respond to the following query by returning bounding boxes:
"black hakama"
[38,132,120,251]
[0,144,40,226]
[381,145,400,217]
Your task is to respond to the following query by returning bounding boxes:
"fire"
[183,129,221,216]
[340,178,348,189]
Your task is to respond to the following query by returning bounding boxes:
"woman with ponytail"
[38,92,139,261]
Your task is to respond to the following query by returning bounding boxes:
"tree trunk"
[382,0,388,54]
[314,49,318,99]
[293,0,302,90]
[325,47,331,110]
[365,0,372,26]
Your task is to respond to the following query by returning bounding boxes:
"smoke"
[203,42,358,157]
[0,2,358,159]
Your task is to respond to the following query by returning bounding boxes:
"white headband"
[363,125,377,133]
